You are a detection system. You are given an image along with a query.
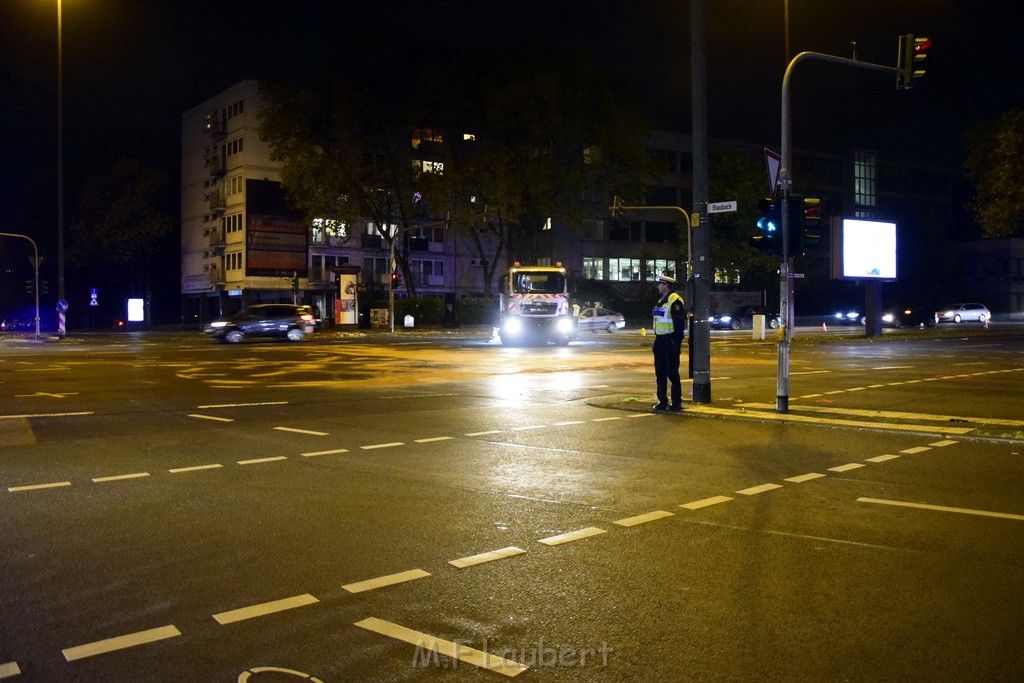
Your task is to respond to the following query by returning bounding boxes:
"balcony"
[209,155,226,177]
[204,113,225,142]
[208,268,226,286]
[208,230,226,252]
[209,187,227,214]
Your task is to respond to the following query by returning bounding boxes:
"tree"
[707,147,779,293]
[258,70,425,295]
[417,47,658,286]
[68,158,173,308]
[964,109,1024,238]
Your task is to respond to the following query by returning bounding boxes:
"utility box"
[752,314,766,340]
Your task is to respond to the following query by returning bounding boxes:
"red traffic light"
[913,36,932,53]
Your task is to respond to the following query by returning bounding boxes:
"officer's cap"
[656,274,676,284]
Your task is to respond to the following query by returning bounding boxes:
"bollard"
[404,314,415,328]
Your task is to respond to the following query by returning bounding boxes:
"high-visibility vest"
[652,292,684,335]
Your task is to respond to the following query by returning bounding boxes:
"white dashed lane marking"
[342,569,431,594]
[8,481,72,493]
[169,463,223,473]
[355,617,529,678]
[237,456,287,466]
[302,448,349,457]
[0,661,21,679]
[828,463,866,473]
[736,483,783,496]
[449,547,527,569]
[415,436,453,443]
[613,510,674,527]
[188,414,233,423]
[680,495,734,510]
[273,426,329,436]
[62,625,181,662]
[866,454,900,463]
[213,594,319,625]
[92,472,150,483]
[784,472,826,483]
[360,442,404,450]
[538,527,607,546]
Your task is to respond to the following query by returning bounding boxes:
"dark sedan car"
[204,304,316,343]
[880,306,934,328]
[710,305,780,330]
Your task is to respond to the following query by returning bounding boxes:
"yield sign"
[764,148,781,197]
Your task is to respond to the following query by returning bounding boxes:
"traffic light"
[25,279,34,296]
[390,272,403,289]
[291,274,299,293]
[750,198,782,255]
[40,279,49,295]
[788,196,822,256]
[897,34,931,90]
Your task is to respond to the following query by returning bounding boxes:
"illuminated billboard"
[830,218,897,281]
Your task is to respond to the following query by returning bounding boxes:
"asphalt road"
[1,329,1022,681]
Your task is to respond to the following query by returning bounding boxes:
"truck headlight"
[556,317,574,333]
[503,318,522,335]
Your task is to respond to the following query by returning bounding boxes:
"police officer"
[651,274,686,412]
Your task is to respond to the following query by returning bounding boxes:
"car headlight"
[720,316,732,324]
[210,321,227,328]
[882,314,894,323]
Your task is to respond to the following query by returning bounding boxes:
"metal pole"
[1,233,41,338]
[690,0,712,404]
[57,0,65,303]
[777,51,895,413]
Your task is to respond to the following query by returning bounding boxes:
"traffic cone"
[821,322,827,332]
[640,327,647,337]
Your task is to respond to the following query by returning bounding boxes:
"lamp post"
[1,232,41,338]
[57,0,65,304]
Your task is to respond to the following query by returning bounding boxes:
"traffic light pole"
[1,232,41,338]
[776,51,896,413]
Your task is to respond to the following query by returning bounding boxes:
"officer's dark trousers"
[653,334,682,406]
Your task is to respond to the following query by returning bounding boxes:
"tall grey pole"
[690,0,711,403]
[57,0,65,303]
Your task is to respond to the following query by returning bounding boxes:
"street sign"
[707,201,737,214]
[764,148,781,196]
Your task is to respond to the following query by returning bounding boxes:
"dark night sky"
[1,0,1020,251]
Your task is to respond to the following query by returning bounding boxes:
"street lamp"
[57,0,65,304]
[1,232,42,338]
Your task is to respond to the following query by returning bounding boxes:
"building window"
[609,258,642,281]
[583,257,605,279]
[363,256,390,275]
[644,259,676,281]
[853,150,877,215]
[226,252,243,271]
[223,213,243,234]
[226,138,244,156]
[581,220,603,240]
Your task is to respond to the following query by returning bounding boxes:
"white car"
[576,307,625,333]
[935,303,990,324]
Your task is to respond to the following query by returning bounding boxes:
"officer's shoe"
[652,402,668,412]
[667,404,682,412]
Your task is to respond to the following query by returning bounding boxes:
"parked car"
[935,303,990,324]
[879,306,934,328]
[204,304,316,343]
[576,307,625,333]
[711,305,780,330]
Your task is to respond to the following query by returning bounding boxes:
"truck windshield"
[512,273,566,294]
